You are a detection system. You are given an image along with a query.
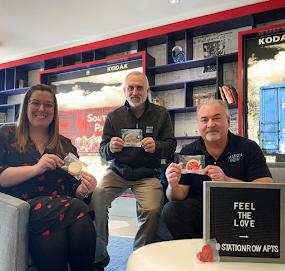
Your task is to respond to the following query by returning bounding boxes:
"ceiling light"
[169,0,179,4]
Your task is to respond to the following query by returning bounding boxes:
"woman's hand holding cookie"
[77,171,97,199]
[33,154,64,175]
[140,137,156,153]
[110,137,124,153]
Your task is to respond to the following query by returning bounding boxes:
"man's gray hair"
[196,99,229,116]
[124,71,150,89]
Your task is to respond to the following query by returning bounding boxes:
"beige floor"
[108,196,138,238]
[109,215,138,238]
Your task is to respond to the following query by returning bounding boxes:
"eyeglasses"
[28,99,55,110]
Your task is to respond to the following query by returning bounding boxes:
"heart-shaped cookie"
[196,244,213,262]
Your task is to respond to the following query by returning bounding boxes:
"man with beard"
[161,99,272,240]
[99,71,176,250]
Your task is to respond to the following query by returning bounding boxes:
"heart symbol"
[24,163,30,166]
[47,205,52,208]
[34,203,41,210]
[10,143,17,147]
[64,203,70,207]
[196,245,213,262]
[29,142,34,145]
[77,212,84,219]
[38,186,44,191]
[61,199,67,202]
[42,230,50,236]
[22,193,28,199]
[52,191,57,196]
[49,196,53,200]
[59,213,65,221]
[3,149,6,153]
[38,176,44,181]
[61,185,65,190]
[57,179,62,183]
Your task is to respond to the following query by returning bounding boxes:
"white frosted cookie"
[68,161,82,175]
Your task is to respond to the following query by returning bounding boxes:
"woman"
[0,84,97,271]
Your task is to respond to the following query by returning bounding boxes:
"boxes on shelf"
[19,79,25,88]
[155,89,185,109]
[148,91,164,106]
[0,112,6,123]
[6,109,14,123]
[7,94,25,104]
[193,92,216,106]
[193,85,216,106]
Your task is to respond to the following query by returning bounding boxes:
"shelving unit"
[0,3,284,142]
[0,87,29,124]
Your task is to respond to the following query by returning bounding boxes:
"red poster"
[59,106,119,154]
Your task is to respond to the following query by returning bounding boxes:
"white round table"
[126,239,285,271]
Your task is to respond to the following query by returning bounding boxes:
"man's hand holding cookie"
[202,165,230,182]
[140,137,156,153]
[110,137,124,153]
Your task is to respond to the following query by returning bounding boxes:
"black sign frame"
[203,181,285,263]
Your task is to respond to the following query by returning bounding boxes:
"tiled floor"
[108,196,138,238]
[109,215,138,238]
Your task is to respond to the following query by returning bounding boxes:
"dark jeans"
[161,198,203,239]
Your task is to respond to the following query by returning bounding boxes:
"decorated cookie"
[186,159,201,170]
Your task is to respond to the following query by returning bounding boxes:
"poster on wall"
[39,53,144,180]
[242,24,285,162]
[42,54,143,155]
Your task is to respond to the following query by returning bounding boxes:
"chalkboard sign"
[203,182,285,263]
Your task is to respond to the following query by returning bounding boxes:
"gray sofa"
[156,163,285,241]
[0,187,108,271]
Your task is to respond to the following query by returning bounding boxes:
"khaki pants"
[98,170,163,251]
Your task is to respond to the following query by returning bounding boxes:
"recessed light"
[169,0,179,4]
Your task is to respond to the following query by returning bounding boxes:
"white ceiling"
[0,0,266,64]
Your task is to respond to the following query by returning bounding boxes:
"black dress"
[0,126,94,235]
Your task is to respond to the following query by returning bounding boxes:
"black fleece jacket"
[99,100,177,181]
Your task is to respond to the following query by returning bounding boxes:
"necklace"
[29,134,49,144]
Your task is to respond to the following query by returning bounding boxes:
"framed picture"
[238,23,285,162]
[39,52,146,180]
[39,51,145,155]
[203,181,285,263]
